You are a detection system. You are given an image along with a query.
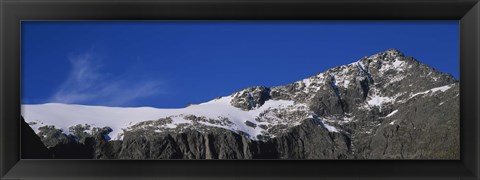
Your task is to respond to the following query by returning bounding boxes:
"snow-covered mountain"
[23,97,313,141]
[22,49,460,159]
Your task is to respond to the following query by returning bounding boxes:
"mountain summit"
[22,49,459,159]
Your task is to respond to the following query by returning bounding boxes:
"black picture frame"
[1,0,479,179]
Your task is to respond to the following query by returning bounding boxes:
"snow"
[386,110,398,118]
[322,123,339,133]
[329,74,341,98]
[167,116,191,128]
[356,61,373,82]
[356,61,366,72]
[343,80,350,88]
[378,58,406,75]
[302,78,312,87]
[313,116,339,133]
[430,84,453,93]
[390,75,405,83]
[367,94,394,106]
[295,73,327,94]
[327,64,355,89]
[392,59,404,69]
[365,92,395,112]
[22,97,302,141]
[410,84,455,98]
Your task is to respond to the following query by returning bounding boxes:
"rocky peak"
[303,49,408,88]
[243,49,457,116]
[358,49,409,74]
[368,48,405,61]
[230,86,271,110]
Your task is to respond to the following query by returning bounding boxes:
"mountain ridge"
[22,49,460,159]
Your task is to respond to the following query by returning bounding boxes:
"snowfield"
[22,96,338,141]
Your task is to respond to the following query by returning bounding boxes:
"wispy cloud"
[49,52,163,106]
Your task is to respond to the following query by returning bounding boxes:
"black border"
[1,0,479,179]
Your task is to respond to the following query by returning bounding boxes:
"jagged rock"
[245,120,257,128]
[230,86,271,110]
[98,118,350,159]
[37,125,77,148]
[355,84,460,159]
[268,119,351,159]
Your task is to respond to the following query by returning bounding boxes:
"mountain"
[22,49,459,159]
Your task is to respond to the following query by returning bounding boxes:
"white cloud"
[49,52,163,106]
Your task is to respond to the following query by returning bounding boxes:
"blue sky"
[21,21,459,108]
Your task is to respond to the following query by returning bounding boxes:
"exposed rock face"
[354,86,460,159]
[108,119,351,159]
[230,86,271,110]
[26,123,118,159]
[24,49,460,159]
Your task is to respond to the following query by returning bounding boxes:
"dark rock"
[230,86,271,110]
[245,120,257,128]
[21,117,53,159]
[95,118,351,159]
[48,140,94,159]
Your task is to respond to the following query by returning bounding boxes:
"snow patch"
[322,122,339,133]
[386,110,398,118]
[23,97,300,141]
[367,94,394,106]
[356,61,367,74]
[392,59,404,69]
[430,84,454,93]
[311,116,340,133]
[410,84,455,98]
[302,78,312,87]
[356,61,373,82]
[343,80,350,88]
